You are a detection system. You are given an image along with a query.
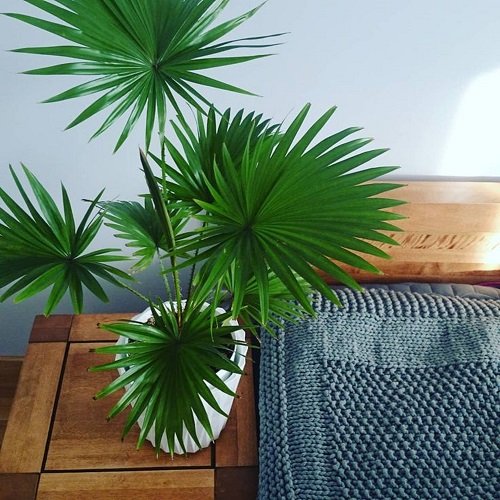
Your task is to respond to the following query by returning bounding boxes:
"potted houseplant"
[0,0,405,457]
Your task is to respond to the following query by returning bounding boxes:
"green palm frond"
[91,298,244,456]
[103,199,167,272]
[103,197,190,271]
[0,165,130,315]
[153,107,279,210]
[231,269,313,336]
[173,104,406,320]
[7,0,282,150]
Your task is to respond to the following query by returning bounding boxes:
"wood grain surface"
[44,343,212,470]
[323,181,500,284]
[29,315,73,343]
[70,313,135,342]
[37,470,214,500]
[215,467,258,500]
[215,340,258,467]
[0,343,65,474]
[0,357,22,446]
[0,473,39,500]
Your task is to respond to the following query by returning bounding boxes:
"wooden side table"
[0,314,258,500]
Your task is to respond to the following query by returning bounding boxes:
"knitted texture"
[258,289,500,499]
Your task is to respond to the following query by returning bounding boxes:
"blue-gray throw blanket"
[258,289,500,499]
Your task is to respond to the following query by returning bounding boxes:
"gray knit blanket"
[258,289,500,499]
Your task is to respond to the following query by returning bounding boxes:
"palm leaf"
[0,165,130,315]
[7,0,282,150]
[102,197,189,271]
[171,104,405,319]
[151,107,279,211]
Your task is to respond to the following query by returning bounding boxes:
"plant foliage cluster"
[0,0,404,455]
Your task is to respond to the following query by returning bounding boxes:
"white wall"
[1,0,499,355]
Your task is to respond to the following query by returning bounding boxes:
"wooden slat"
[0,473,39,500]
[391,203,499,233]
[215,467,258,500]
[215,343,258,467]
[390,181,500,203]
[376,246,498,265]
[0,357,23,446]
[37,470,214,500]
[44,343,212,470]
[358,234,499,265]
[29,315,73,343]
[382,232,498,255]
[320,262,499,285]
[70,313,135,342]
[0,344,65,473]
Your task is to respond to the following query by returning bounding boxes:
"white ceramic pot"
[115,301,247,455]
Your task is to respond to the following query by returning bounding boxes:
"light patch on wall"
[483,235,500,265]
[439,69,500,177]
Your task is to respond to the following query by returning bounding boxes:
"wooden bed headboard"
[321,181,500,285]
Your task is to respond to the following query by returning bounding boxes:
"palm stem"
[185,221,207,306]
[157,248,173,305]
[117,280,150,304]
[158,142,183,324]
[140,144,183,324]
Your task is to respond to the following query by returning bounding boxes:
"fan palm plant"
[1,0,405,456]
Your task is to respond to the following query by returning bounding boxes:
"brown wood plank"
[350,233,499,265]
[0,473,39,500]
[378,232,498,259]
[374,242,498,265]
[70,313,136,342]
[215,345,258,467]
[0,343,65,474]
[37,470,214,500]
[322,181,500,285]
[320,262,500,285]
[29,315,73,343]
[0,357,23,447]
[215,467,258,500]
[44,343,212,470]
[390,202,499,233]
[388,181,500,203]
